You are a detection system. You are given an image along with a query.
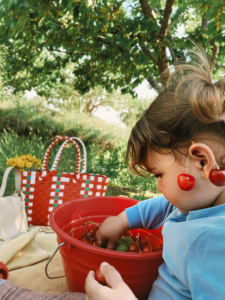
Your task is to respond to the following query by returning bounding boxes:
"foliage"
[120,96,153,127]
[46,70,136,115]
[0,96,129,146]
[1,0,225,96]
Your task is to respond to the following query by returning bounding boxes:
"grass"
[0,97,129,147]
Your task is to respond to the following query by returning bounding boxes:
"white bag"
[0,166,28,243]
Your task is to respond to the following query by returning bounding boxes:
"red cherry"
[177,174,195,191]
[139,239,147,248]
[89,237,97,243]
[141,245,152,253]
[95,267,107,285]
[209,167,225,186]
[129,244,139,253]
[89,226,98,237]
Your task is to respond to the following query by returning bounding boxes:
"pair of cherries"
[177,160,225,191]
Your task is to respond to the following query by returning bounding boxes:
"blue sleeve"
[125,195,171,229]
[186,227,225,299]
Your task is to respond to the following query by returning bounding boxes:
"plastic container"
[49,196,163,300]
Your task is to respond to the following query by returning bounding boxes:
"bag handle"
[42,136,81,173]
[50,137,87,173]
[0,166,22,197]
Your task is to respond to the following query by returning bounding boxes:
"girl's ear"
[189,143,216,179]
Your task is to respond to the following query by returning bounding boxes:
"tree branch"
[89,99,120,114]
[201,12,208,30]
[210,38,219,70]
[147,75,161,93]
[215,64,225,68]
[139,0,156,19]
[153,7,176,63]
[160,0,175,37]
[140,43,157,64]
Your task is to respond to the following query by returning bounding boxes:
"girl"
[85,49,225,300]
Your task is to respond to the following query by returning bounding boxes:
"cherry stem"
[215,162,220,170]
[79,215,87,233]
[187,155,190,174]
[145,236,153,252]
[148,233,162,241]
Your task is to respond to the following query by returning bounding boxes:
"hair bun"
[168,50,225,124]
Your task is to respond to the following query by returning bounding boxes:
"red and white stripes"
[51,137,87,173]
[42,136,81,173]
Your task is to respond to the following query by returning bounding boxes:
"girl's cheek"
[157,178,163,192]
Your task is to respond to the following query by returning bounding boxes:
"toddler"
[85,49,225,300]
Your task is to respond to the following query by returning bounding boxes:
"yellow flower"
[26,162,33,168]
[20,155,26,159]
[17,160,25,168]
[6,158,14,165]
[26,154,34,161]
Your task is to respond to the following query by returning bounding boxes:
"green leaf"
[38,17,45,27]
[79,5,89,16]
[221,13,225,24]
[73,5,80,19]
[12,15,29,37]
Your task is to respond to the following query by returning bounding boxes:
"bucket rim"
[49,196,163,260]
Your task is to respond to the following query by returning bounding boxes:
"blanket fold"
[0,228,50,270]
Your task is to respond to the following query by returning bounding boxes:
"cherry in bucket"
[69,216,163,253]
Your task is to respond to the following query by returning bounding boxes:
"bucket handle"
[45,241,66,279]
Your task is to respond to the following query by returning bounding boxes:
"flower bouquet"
[6,154,42,171]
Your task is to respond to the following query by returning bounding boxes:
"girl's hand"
[85,262,137,300]
[95,211,130,250]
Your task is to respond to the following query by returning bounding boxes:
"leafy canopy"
[0,0,225,95]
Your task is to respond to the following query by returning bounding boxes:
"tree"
[120,96,153,127]
[0,0,225,96]
[43,65,134,115]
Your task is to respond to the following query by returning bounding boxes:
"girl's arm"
[0,280,85,300]
[125,195,172,229]
[96,195,171,249]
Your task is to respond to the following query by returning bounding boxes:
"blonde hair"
[127,49,225,176]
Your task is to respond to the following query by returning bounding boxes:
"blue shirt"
[125,196,225,300]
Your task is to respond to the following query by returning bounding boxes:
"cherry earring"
[177,155,195,191]
[209,162,225,186]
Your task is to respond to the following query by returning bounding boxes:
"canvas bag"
[21,136,110,226]
[0,166,28,243]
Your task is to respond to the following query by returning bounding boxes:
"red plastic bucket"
[49,196,163,300]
